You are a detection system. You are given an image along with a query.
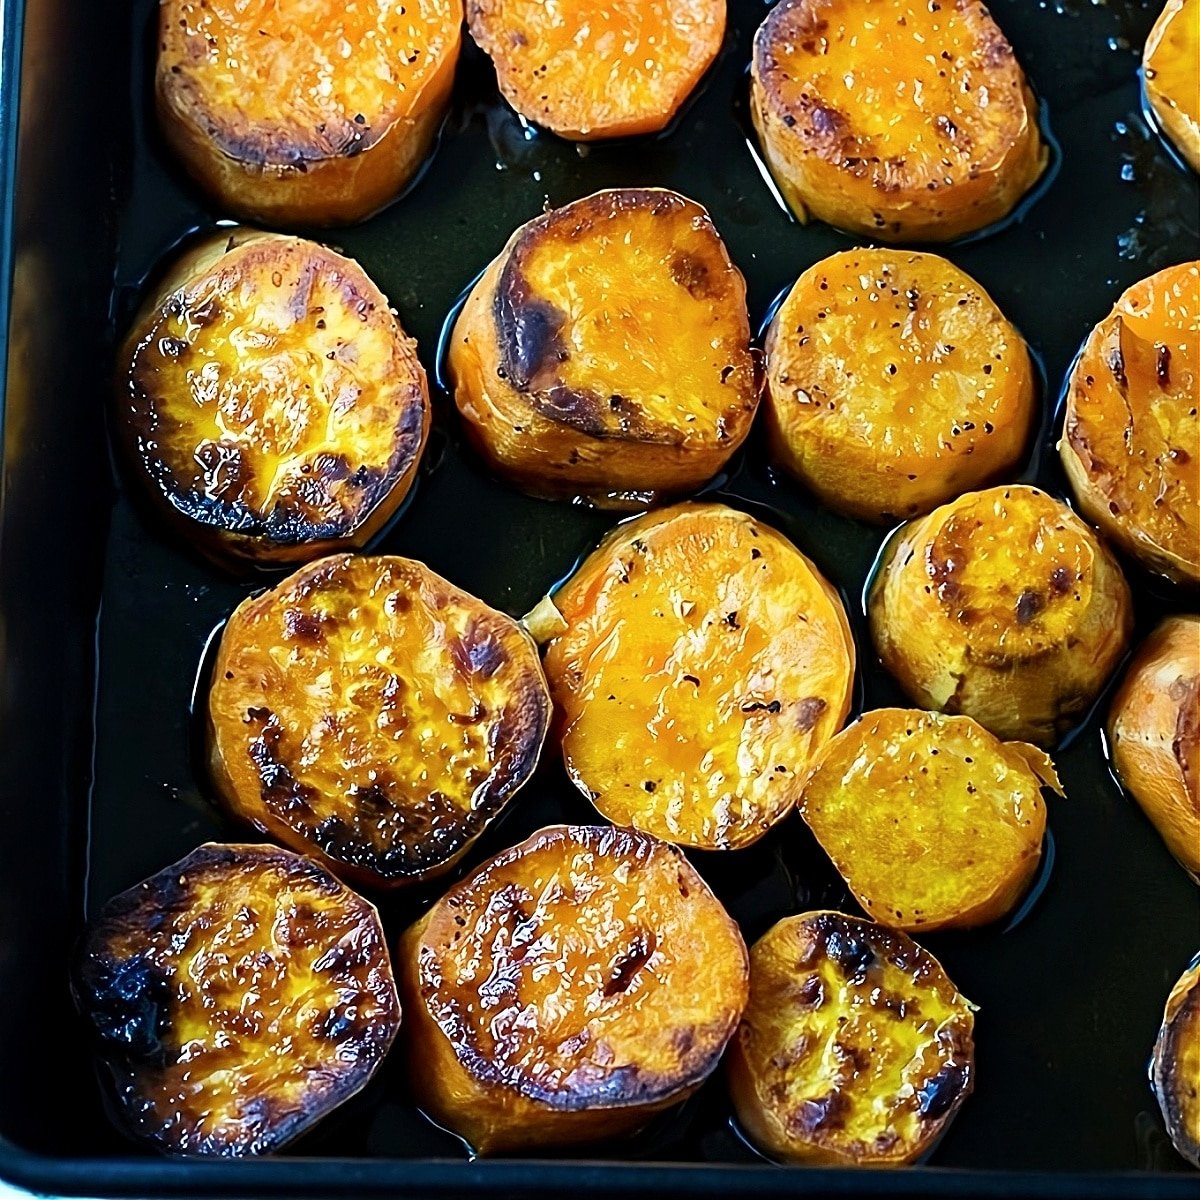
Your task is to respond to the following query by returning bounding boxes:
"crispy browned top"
[1155,958,1200,1167]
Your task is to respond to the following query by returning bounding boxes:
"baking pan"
[0,0,1197,1194]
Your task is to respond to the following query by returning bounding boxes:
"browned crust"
[1152,959,1200,1168]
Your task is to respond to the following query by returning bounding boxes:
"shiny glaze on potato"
[1152,956,1200,1168]
[1060,261,1199,585]
[765,249,1035,522]
[540,503,855,850]
[73,843,400,1157]
[799,708,1061,931]
[1145,0,1200,173]
[750,0,1046,241]
[869,484,1133,746]
[398,824,749,1153]
[208,555,550,889]
[727,911,975,1165]
[117,231,429,568]
[449,189,758,507]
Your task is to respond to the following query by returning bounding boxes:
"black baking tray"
[0,0,1197,1195]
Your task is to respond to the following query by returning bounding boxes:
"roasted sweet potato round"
[448,189,758,507]
[157,0,460,225]
[1145,0,1200,173]
[750,0,1047,241]
[467,0,725,140]
[1108,615,1200,879]
[117,231,430,569]
[539,502,855,850]
[208,554,550,889]
[799,708,1060,931]
[1059,261,1200,585]
[1152,955,1200,1168]
[765,249,1035,522]
[73,843,401,1157]
[869,485,1134,747]
[727,911,975,1166]
[398,824,749,1153]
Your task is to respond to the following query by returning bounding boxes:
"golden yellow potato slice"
[1145,0,1200,172]
[1152,956,1200,1168]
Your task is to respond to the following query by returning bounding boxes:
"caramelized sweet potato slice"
[1060,261,1200,585]
[208,555,550,889]
[449,189,758,507]
[1145,0,1200,173]
[117,231,430,569]
[728,911,975,1166]
[1152,955,1200,1167]
[750,0,1046,241]
[799,708,1060,931]
[540,502,855,850]
[73,843,400,1157]
[869,484,1133,746]
[398,824,748,1153]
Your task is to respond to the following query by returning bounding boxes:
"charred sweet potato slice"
[728,911,975,1166]
[73,843,400,1157]
[765,249,1035,522]
[1145,0,1200,173]
[398,823,748,1153]
[799,708,1061,931]
[1152,955,1200,1167]
[466,0,724,140]
[157,0,460,225]
[448,189,758,507]
[869,484,1133,747]
[1060,261,1200,585]
[208,554,550,889]
[539,502,855,849]
[750,0,1047,241]
[1109,615,1200,880]
[117,231,429,569]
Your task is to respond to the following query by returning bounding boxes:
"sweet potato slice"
[208,555,550,889]
[157,0,460,225]
[448,189,758,507]
[799,708,1060,931]
[1108,615,1200,880]
[765,249,1035,522]
[1151,955,1200,1168]
[397,824,748,1153]
[117,231,429,569]
[466,0,725,140]
[727,911,975,1166]
[1145,0,1200,173]
[539,502,855,850]
[750,0,1047,241]
[1060,261,1200,585]
[869,484,1133,747]
[73,843,400,1157]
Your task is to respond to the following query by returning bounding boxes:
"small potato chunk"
[449,189,758,507]
[869,485,1133,747]
[157,0,460,225]
[540,502,855,850]
[398,824,749,1153]
[467,0,725,140]
[208,555,551,889]
[1145,0,1200,173]
[765,249,1035,522]
[1152,956,1200,1168]
[117,231,429,569]
[1060,261,1200,585]
[799,708,1061,931]
[750,0,1047,241]
[728,911,975,1166]
[1108,615,1200,879]
[73,843,401,1157]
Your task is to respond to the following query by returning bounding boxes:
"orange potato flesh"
[1060,261,1200,585]
[73,843,401,1157]
[157,0,460,225]
[750,0,1047,241]
[208,555,550,889]
[1145,0,1200,173]
[466,0,725,140]
[449,189,758,507]
[765,249,1035,522]
[118,231,430,568]
[398,824,749,1153]
[540,502,855,850]
[1152,957,1200,1168]
[727,911,975,1166]
[799,708,1059,931]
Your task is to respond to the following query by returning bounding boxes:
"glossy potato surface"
[1152,957,1200,1168]
[1145,0,1200,172]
